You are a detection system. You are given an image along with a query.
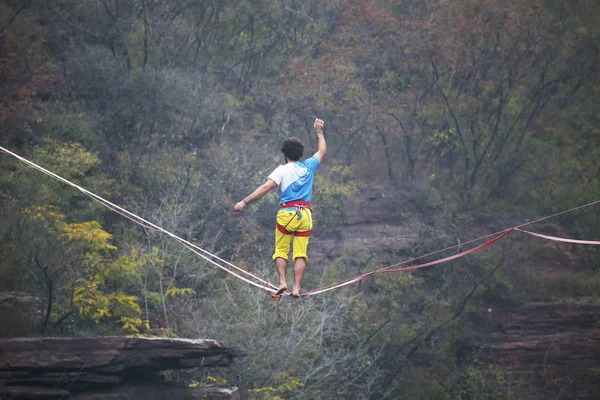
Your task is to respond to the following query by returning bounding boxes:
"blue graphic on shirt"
[280,156,320,205]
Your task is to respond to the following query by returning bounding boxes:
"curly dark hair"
[280,137,304,161]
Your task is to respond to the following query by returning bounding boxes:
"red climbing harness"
[280,200,311,209]
[277,200,312,236]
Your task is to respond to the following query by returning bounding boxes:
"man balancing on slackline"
[233,118,327,297]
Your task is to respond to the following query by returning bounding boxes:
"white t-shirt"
[268,156,320,205]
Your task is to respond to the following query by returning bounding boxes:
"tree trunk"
[41,279,53,334]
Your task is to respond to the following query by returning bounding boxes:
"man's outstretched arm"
[233,179,278,212]
[313,118,327,162]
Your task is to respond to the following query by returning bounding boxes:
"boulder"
[0,337,246,399]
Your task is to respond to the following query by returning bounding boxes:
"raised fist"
[314,118,324,131]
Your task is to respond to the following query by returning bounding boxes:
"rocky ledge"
[0,336,246,399]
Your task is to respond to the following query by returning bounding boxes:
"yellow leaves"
[24,205,144,319]
[205,376,228,386]
[249,372,303,400]
[75,259,143,329]
[22,204,137,332]
[76,287,142,327]
[145,247,164,265]
[167,287,196,297]
[93,307,111,322]
[23,206,117,255]
[60,221,117,252]
[114,293,141,308]
[248,386,282,399]
[207,376,225,384]
[23,205,65,227]
[188,375,227,388]
[120,317,150,334]
[75,281,110,323]
[109,252,145,283]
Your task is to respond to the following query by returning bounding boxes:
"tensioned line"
[0,145,279,293]
[2,145,599,299]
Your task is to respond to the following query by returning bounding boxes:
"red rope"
[382,229,512,273]
[3,144,599,300]
[301,230,512,297]
[301,199,600,297]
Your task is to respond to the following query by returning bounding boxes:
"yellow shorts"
[272,208,312,261]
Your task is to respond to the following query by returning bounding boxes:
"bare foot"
[276,284,288,295]
[290,290,300,298]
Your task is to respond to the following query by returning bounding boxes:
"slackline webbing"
[0,145,280,294]
[1,145,599,299]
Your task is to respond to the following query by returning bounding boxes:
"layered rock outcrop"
[310,186,440,263]
[0,337,246,399]
[311,186,600,398]
[477,302,600,399]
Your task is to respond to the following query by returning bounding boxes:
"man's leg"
[273,214,293,294]
[291,234,310,297]
[291,257,306,297]
[275,257,288,293]
[290,209,311,297]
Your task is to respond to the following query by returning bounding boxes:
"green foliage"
[15,205,147,334]
[0,305,37,337]
[516,269,600,302]
[1,0,599,398]
[33,138,100,179]
[167,287,196,297]
[456,361,510,400]
[128,21,161,72]
[47,110,96,143]
[1,139,106,216]
[313,161,359,227]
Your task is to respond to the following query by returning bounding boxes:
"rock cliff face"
[0,337,246,399]
[309,186,440,264]
[476,302,600,399]
[311,186,600,399]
